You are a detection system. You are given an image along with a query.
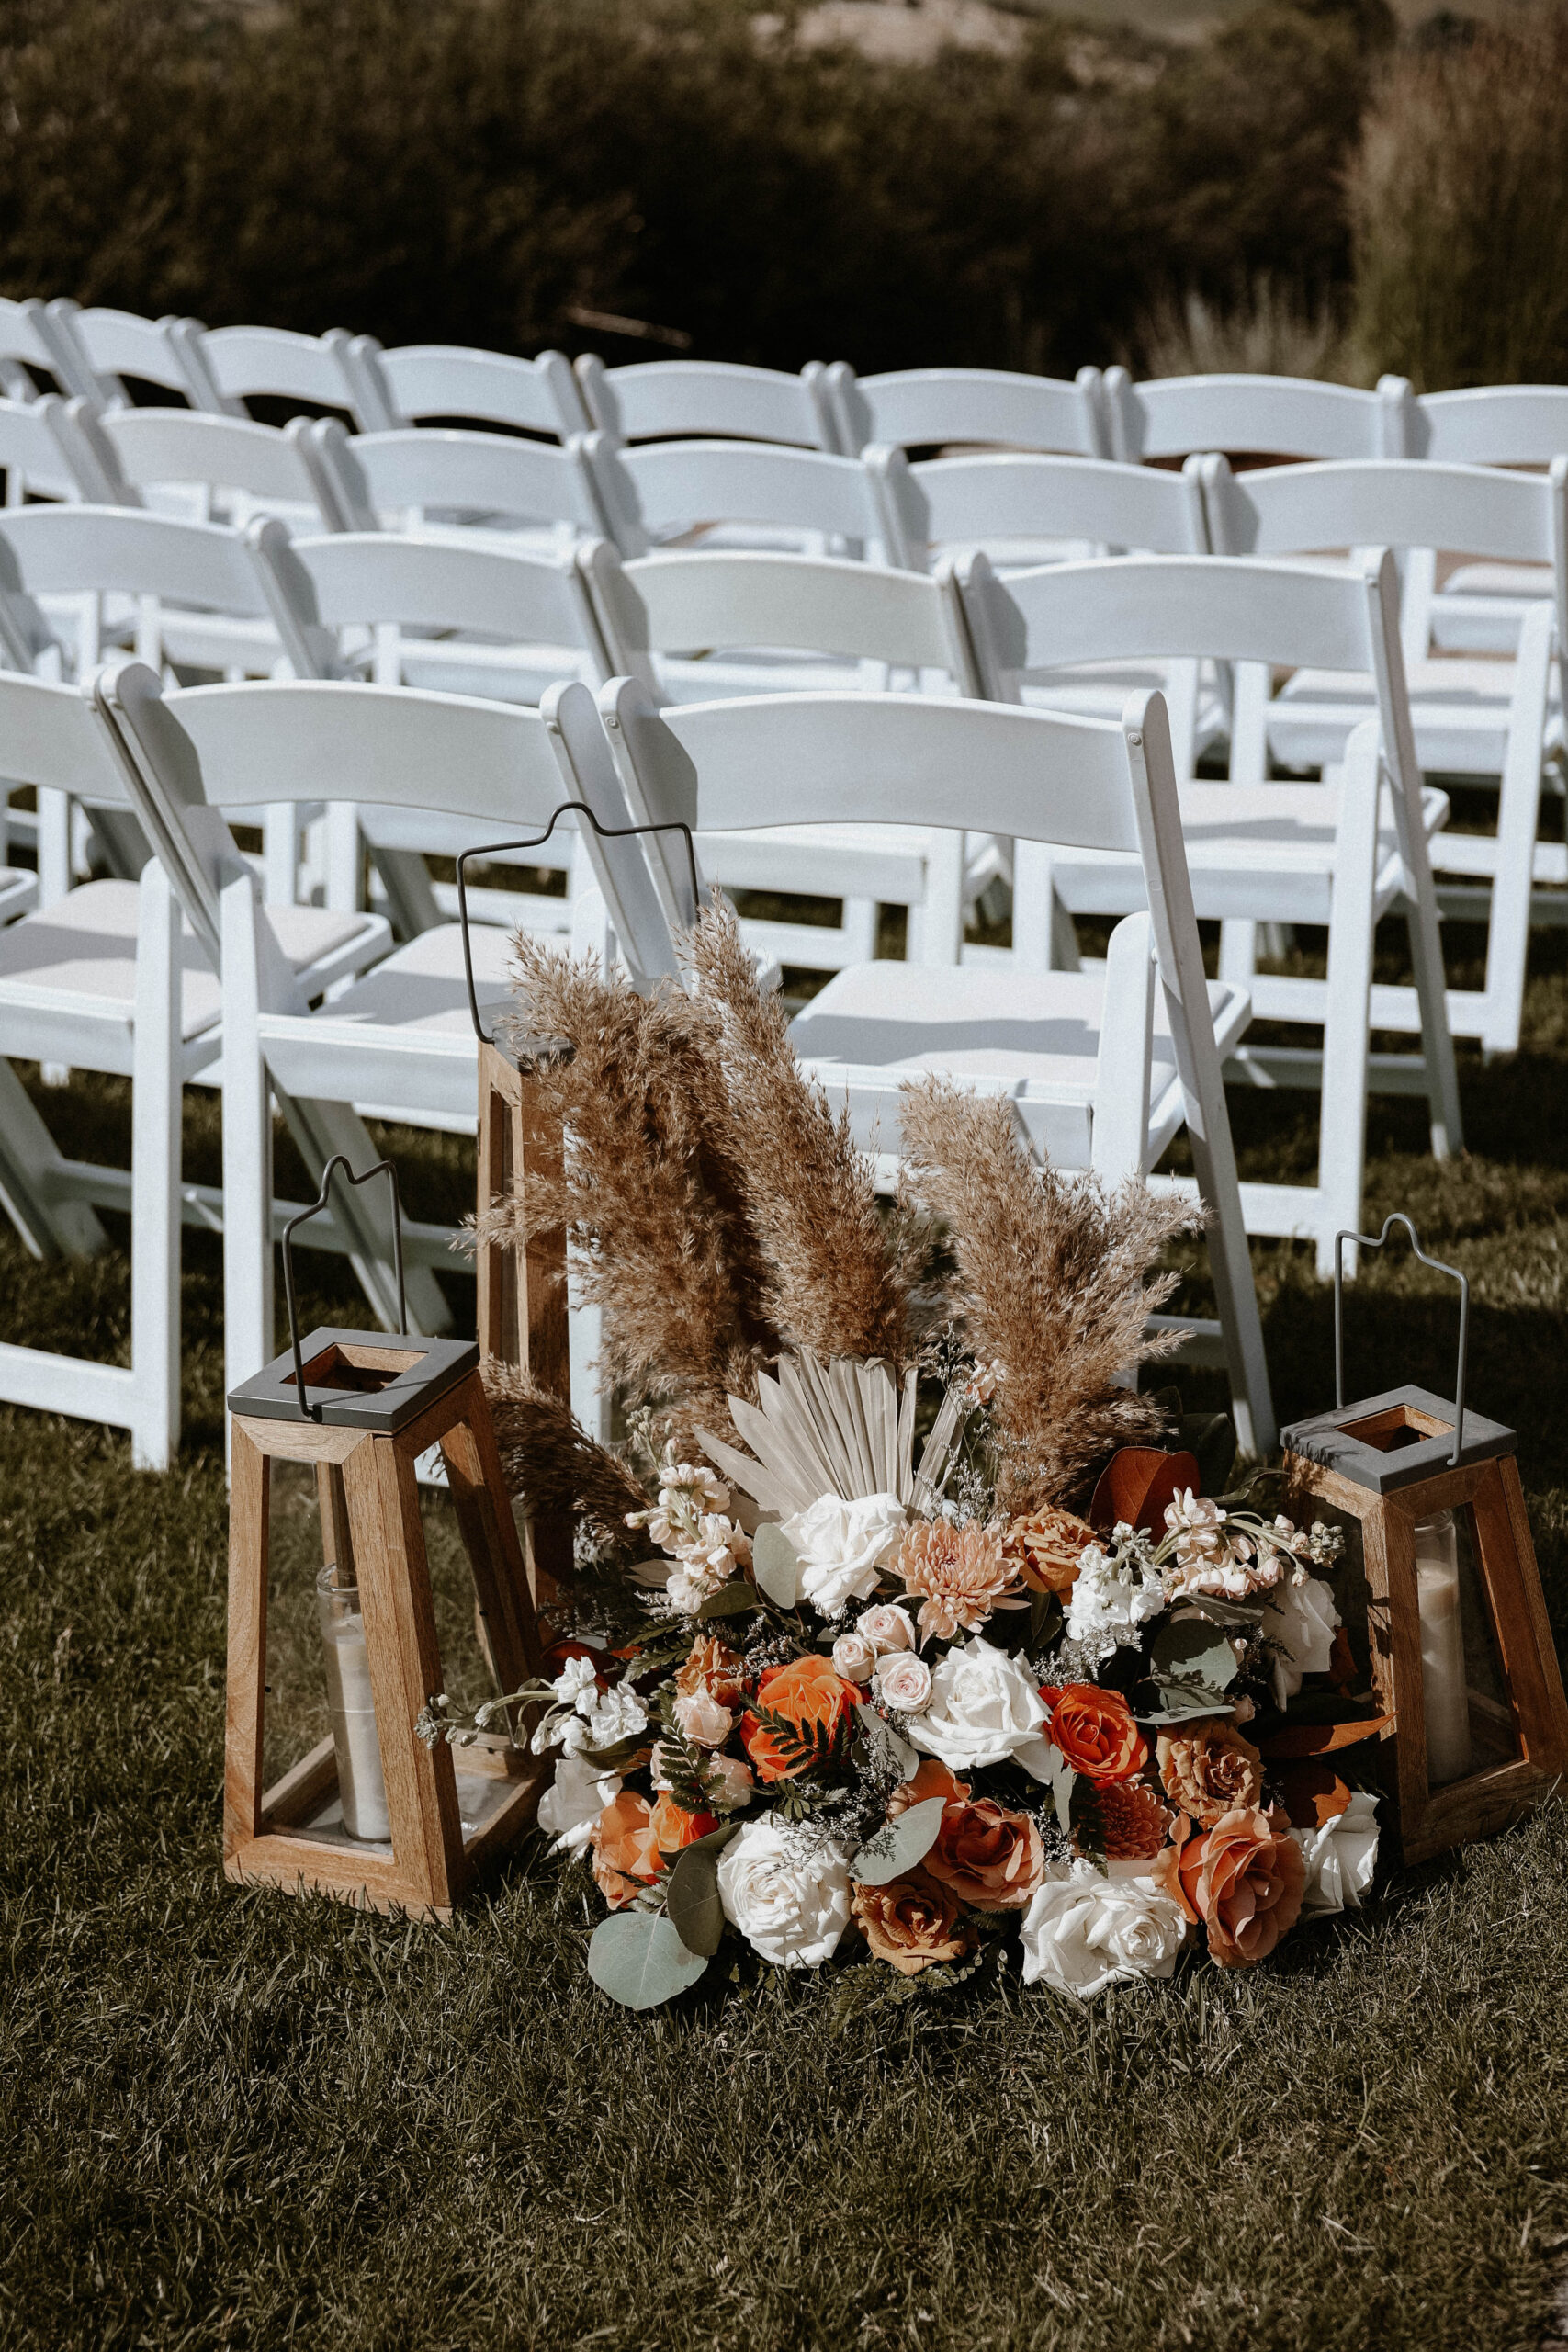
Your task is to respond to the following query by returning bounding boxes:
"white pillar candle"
[1415,1510,1472,1787]
[317,1564,392,1842]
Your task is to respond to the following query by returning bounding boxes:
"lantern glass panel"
[1449,1499,1520,1778]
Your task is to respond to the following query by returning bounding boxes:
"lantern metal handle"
[1334,1213,1470,1468]
[282,1155,406,1420]
[456,804,701,1047]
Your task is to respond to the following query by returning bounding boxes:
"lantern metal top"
[1281,1381,1516,1495]
[228,1327,479,1430]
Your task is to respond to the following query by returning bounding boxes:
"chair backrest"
[871,447,1210,569]
[320,426,609,537]
[829,364,1109,458]
[592,546,980,691]
[0,504,326,677]
[1410,386,1568,466]
[96,665,679,989]
[0,666,139,810]
[585,435,903,563]
[1105,368,1414,464]
[1201,453,1568,662]
[360,339,588,437]
[187,322,374,426]
[575,356,839,449]
[0,394,115,504]
[46,301,196,408]
[90,406,347,528]
[0,296,96,401]
[265,529,617,681]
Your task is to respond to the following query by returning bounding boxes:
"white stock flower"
[908,1635,1052,1774]
[782,1492,907,1616]
[716,1819,852,1968]
[859,1602,917,1655]
[673,1687,734,1748]
[581,1683,649,1752]
[1020,1862,1190,2000]
[831,1630,879,1684]
[550,1654,600,1710]
[1260,1573,1341,1708]
[536,1750,622,1855]
[1291,1792,1379,1917]
[875,1651,933,1714]
[676,1514,752,1578]
[665,1566,715,1615]
[1064,1535,1166,1654]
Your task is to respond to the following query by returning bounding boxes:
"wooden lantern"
[224,1159,547,1920]
[1281,1216,1568,1866]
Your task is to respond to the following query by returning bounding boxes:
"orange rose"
[1090,1778,1174,1861]
[924,1795,1043,1911]
[1042,1683,1149,1785]
[1179,1805,1306,1969]
[741,1654,857,1781]
[852,1869,976,1977]
[1000,1506,1095,1600]
[1157,1717,1264,1827]
[649,1792,718,1855]
[590,1792,660,1909]
[676,1635,748,1710]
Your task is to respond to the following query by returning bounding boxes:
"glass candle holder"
[316,1563,391,1842]
[1415,1510,1473,1787]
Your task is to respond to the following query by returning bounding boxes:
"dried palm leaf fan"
[697,1351,966,1516]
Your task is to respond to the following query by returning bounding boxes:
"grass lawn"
[6,913,1568,2352]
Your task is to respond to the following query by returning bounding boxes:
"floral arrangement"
[422,906,1385,2011]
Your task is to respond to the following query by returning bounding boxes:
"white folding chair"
[0,394,116,506]
[85,405,351,533]
[353,339,588,438]
[257,527,624,933]
[95,667,675,1414]
[586,545,983,970]
[181,322,386,430]
[0,668,391,1465]
[1405,388,1568,653]
[829,364,1109,458]
[575,356,840,450]
[1203,455,1566,1057]
[45,302,207,412]
[312,425,610,550]
[1104,368,1414,465]
[0,297,96,403]
[559,674,1276,1454]
[958,549,1462,1270]
[585,434,907,564]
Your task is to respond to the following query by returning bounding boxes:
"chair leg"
[1478,606,1552,1058]
[1314,763,1380,1281]
[130,865,182,1469]
[0,1057,107,1258]
[220,872,276,1406]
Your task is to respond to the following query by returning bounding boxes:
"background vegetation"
[2,0,1559,390]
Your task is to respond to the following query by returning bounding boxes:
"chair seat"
[1271,659,1556,778]
[788,956,1251,1170]
[1431,561,1552,654]
[1048,780,1450,923]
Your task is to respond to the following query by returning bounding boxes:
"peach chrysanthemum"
[894,1519,1025,1642]
[1000,1505,1096,1600]
[1089,1780,1175,1862]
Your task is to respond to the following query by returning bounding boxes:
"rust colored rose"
[1091,1778,1175,1861]
[925,1794,1043,1911]
[851,1868,976,1977]
[676,1635,748,1710]
[1000,1506,1096,1600]
[887,1757,972,1817]
[1157,1717,1264,1827]
[649,1792,718,1855]
[741,1654,857,1781]
[590,1791,660,1909]
[1179,1804,1306,1969]
[1042,1683,1149,1785]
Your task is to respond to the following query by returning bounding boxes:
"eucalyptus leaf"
[664,1824,743,1958]
[850,1793,946,1886]
[586,1911,709,2009]
[698,1580,761,1623]
[1138,1677,1235,1724]
[853,1701,919,1781]
[1045,1747,1076,1835]
[751,1521,801,1610]
[1151,1615,1237,1692]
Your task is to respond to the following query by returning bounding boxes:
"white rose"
[1020,1862,1190,2000]
[859,1602,917,1654]
[709,1752,756,1812]
[1291,1792,1379,1917]
[1064,1541,1166,1653]
[875,1652,932,1714]
[782,1492,907,1616]
[1260,1573,1341,1708]
[831,1630,879,1683]
[536,1750,621,1856]
[673,1687,734,1748]
[908,1635,1053,1774]
[716,1819,852,1968]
